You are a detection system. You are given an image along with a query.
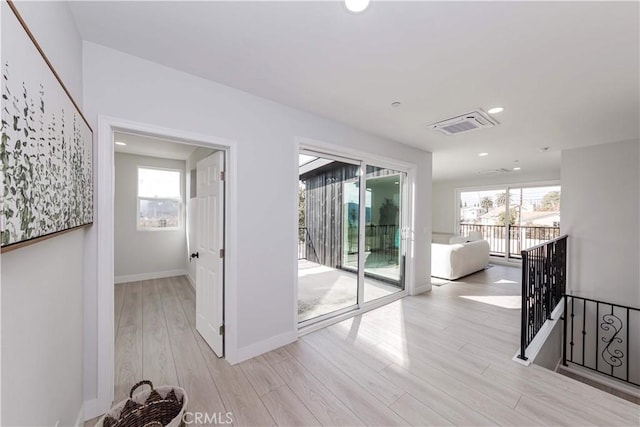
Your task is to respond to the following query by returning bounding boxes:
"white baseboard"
[75,404,85,427]
[234,330,298,364]
[558,364,640,400]
[114,269,187,284]
[412,283,432,295]
[83,398,99,422]
[489,257,522,267]
[186,273,196,290]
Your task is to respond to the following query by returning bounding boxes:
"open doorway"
[93,117,237,416]
[111,131,226,402]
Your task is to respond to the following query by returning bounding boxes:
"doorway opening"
[94,117,236,416]
[112,131,226,401]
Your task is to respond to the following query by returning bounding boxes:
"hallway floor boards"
[87,268,639,426]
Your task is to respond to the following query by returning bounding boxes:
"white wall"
[1,232,85,426]
[432,170,561,236]
[8,1,84,102]
[1,2,85,424]
[532,317,564,370]
[114,153,187,280]
[561,140,640,306]
[82,42,432,403]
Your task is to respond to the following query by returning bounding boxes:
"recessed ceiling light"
[115,141,126,146]
[488,107,504,114]
[345,0,370,13]
[478,152,489,157]
[391,101,401,107]
[513,167,521,171]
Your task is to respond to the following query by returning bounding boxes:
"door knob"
[191,252,199,259]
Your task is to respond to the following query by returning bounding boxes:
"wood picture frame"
[1,0,93,253]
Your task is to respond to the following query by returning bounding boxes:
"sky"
[138,167,181,198]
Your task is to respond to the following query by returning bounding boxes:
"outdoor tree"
[496,192,507,206]
[497,208,517,226]
[540,191,561,211]
[480,196,493,211]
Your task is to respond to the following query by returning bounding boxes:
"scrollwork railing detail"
[600,313,624,368]
[563,295,638,386]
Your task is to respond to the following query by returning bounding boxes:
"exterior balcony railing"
[459,223,561,258]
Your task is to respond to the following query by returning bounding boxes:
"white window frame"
[454,180,561,262]
[136,166,183,231]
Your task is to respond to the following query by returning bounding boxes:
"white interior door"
[195,151,224,357]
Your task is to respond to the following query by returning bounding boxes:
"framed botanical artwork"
[1,0,93,252]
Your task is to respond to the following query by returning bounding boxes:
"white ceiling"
[114,132,198,160]
[70,1,639,181]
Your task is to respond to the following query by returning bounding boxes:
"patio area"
[298,259,402,322]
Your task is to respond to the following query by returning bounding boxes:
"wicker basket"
[96,380,188,427]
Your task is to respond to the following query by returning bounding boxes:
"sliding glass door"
[363,165,406,302]
[298,153,360,322]
[298,150,408,325]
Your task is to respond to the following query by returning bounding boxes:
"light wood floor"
[88,268,640,426]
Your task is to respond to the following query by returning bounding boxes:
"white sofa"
[431,239,490,280]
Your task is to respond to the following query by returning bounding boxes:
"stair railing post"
[562,294,568,366]
[519,250,528,361]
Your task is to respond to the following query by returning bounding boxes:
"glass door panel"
[363,165,406,303]
[342,180,360,272]
[459,188,508,257]
[298,153,360,322]
[509,185,561,258]
[508,188,522,258]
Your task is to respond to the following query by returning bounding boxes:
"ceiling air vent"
[478,168,511,175]
[428,109,498,136]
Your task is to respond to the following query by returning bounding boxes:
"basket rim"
[96,384,188,427]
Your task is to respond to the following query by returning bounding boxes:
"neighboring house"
[477,206,560,227]
[520,210,561,227]
[1,2,638,426]
[460,206,486,223]
[478,206,509,225]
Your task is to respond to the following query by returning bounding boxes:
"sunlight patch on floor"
[494,279,518,284]
[460,295,521,309]
[298,264,335,277]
